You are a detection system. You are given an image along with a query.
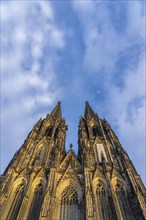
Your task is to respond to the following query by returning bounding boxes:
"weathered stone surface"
[0,102,145,220]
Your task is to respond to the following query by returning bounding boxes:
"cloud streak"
[1,1,145,185]
[1,1,65,172]
[72,1,145,183]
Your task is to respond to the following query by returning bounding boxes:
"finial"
[58,101,61,105]
[70,143,73,150]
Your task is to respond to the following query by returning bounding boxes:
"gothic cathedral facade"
[0,102,146,220]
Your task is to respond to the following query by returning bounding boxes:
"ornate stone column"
[84,168,95,220]
[40,168,56,220]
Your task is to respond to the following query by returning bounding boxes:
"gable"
[59,150,81,171]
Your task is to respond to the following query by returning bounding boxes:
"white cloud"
[1,1,65,105]
[50,28,65,48]
[108,55,145,120]
[72,1,145,74]
[1,0,145,186]
[126,1,145,40]
[39,1,54,19]
[73,1,95,12]
[108,55,145,159]
[72,1,145,183]
[1,1,65,173]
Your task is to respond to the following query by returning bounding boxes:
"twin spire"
[50,101,96,120]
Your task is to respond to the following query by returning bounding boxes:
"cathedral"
[0,102,146,220]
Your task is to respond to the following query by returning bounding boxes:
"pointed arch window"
[46,126,53,137]
[28,184,44,220]
[96,144,107,163]
[93,126,98,136]
[7,184,25,220]
[92,126,103,137]
[96,183,109,220]
[114,184,131,219]
[60,186,79,220]
[54,127,59,139]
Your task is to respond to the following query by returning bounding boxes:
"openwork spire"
[50,101,62,119]
[84,101,96,120]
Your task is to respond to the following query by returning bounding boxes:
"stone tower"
[0,102,145,220]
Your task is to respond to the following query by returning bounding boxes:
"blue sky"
[1,1,145,184]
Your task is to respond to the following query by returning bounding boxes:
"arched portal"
[60,185,79,220]
[53,179,83,220]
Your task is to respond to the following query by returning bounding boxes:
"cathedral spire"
[50,101,62,119]
[84,101,95,120]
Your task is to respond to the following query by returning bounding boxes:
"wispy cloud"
[1,1,65,172]
[1,1,145,185]
[73,1,144,73]
[72,1,145,183]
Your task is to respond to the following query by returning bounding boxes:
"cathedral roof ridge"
[59,146,81,171]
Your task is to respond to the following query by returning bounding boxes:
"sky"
[1,1,145,185]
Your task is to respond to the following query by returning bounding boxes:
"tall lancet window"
[114,184,132,220]
[96,144,107,163]
[28,184,44,220]
[7,184,25,220]
[60,185,79,220]
[96,183,109,220]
